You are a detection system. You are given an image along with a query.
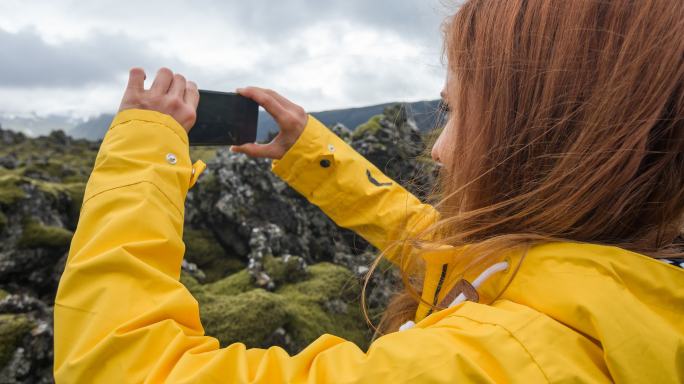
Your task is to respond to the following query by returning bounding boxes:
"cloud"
[203,0,451,46]
[0,0,450,121]
[0,27,194,87]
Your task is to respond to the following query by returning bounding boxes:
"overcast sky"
[0,0,453,120]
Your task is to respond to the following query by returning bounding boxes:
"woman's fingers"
[151,67,174,95]
[184,81,200,109]
[126,68,146,91]
[118,66,199,132]
[233,87,306,159]
[237,87,291,126]
[169,73,187,97]
[262,88,299,110]
[230,142,282,159]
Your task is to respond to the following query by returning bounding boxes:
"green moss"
[263,255,307,285]
[189,147,219,163]
[180,272,203,295]
[278,263,368,350]
[183,229,245,282]
[353,114,383,139]
[0,175,27,206]
[0,314,33,369]
[18,219,73,249]
[21,161,70,180]
[203,269,254,296]
[0,133,96,184]
[0,211,7,233]
[0,289,8,301]
[193,262,370,352]
[199,289,288,348]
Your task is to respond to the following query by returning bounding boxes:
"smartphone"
[189,90,259,146]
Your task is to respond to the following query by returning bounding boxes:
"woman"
[54,0,683,382]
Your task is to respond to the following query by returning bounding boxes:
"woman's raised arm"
[233,88,440,268]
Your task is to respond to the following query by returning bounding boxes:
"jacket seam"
[432,312,552,383]
[82,180,184,217]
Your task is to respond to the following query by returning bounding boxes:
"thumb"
[230,143,282,159]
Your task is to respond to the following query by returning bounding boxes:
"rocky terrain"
[0,104,438,383]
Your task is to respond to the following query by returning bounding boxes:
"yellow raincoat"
[54,109,684,383]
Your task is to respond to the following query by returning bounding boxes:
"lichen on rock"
[0,314,34,371]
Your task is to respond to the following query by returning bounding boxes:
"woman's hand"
[118,67,200,133]
[231,87,308,160]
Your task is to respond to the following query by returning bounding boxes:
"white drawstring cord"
[447,261,508,308]
[398,321,415,331]
[399,261,509,331]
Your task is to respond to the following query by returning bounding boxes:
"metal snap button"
[166,153,177,165]
[319,159,331,168]
[328,144,335,152]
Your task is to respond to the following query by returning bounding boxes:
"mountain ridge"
[64,99,444,141]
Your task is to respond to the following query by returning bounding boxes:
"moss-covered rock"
[192,262,369,353]
[17,219,73,249]
[0,175,27,206]
[35,181,86,228]
[353,114,383,139]
[21,161,75,181]
[180,272,203,294]
[200,289,289,348]
[263,254,308,286]
[203,269,254,297]
[278,263,367,350]
[0,314,33,369]
[183,229,245,282]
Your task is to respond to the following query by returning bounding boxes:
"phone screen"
[189,90,259,146]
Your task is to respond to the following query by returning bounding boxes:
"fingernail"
[235,88,244,93]
[229,145,236,152]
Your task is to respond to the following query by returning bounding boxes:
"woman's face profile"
[431,84,453,166]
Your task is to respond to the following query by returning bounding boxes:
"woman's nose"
[431,142,442,163]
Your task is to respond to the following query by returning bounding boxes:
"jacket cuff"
[110,108,190,145]
[83,109,198,214]
[271,115,340,199]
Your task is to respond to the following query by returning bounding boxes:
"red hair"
[369,0,684,334]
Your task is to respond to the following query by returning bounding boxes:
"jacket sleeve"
[271,116,439,267]
[53,110,544,383]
